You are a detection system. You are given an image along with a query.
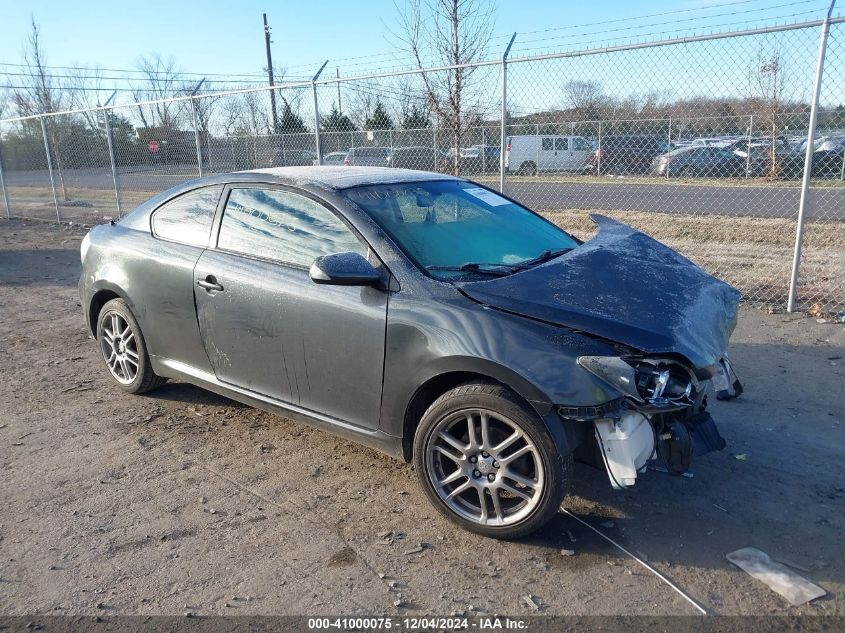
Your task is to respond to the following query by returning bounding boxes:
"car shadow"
[143,381,249,410]
[0,248,82,287]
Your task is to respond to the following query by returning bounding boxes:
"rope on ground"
[560,507,708,615]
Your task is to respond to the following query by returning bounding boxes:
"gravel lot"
[1,218,844,618]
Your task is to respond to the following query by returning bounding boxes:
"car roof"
[238,166,458,190]
[116,166,461,231]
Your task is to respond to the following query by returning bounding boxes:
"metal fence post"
[0,140,10,219]
[481,126,487,173]
[745,115,753,179]
[597,120,603,176]
[311,84,322,164]
[666,116,672,180]
[102,108,122,218]
[433,127,438,170]
[312,60,329,165]
[499,33,517,192]
[189,79,207,177]
[190,99,204,177]
[40,116,61,222]
[840,144,845,181]
[787,1,836,313]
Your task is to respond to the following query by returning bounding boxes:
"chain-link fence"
[1,17,843,315]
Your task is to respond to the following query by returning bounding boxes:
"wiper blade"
[426,262,514,277]
[513,247,572,270]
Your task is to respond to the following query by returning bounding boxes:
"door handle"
[197,276,224,292]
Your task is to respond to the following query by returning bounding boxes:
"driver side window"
[216,188,366,268]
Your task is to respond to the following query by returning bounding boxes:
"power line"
[0,70,312,86]
[0,60,270,80]
[508,0,821,48]
[489,0,817,40]
[508,9,825,56]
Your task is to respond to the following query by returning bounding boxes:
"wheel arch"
[400,358,561,463]
[86,283,131,337]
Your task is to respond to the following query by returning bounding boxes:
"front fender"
[380,294,622,443]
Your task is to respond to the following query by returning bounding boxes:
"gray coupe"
[79,167,741,538]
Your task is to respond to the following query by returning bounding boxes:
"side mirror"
[309,251,382,287]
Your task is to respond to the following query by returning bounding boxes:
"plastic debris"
[726,547,826,606]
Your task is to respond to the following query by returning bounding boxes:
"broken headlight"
[630,359,695,406]
[577,356,696,406]
[576,356,643,402]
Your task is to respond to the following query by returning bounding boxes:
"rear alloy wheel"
[96,298,166,394]
[414,383,570,539]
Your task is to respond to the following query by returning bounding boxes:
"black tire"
[96,298,166,394]
[518,161,537,176]
[413,382,571,539]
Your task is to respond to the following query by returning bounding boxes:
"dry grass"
[475,174,845,188]
[539,209,845,312]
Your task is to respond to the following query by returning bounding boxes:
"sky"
[1,0,842,119]
[1,0,839,83]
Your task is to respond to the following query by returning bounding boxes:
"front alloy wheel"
[426,408,545,527]
[414,383,570,539]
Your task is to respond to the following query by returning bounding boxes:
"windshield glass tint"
[344,180,578,278]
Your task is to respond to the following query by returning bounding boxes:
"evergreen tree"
[322,104,356,132]
[279,100,308,133]
[401,104,431,129]
[365,100,394,130]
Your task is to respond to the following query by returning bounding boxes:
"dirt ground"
[1,217,844,618]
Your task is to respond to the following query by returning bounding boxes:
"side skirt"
[152,356,405,461]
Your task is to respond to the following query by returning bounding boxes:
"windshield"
[344,180,578,279]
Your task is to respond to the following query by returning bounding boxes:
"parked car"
[386,146,442,171]
[79,166,741,539]
[320,151,348,166]
[688,137,736,149]
[751,146,844,179]
[814,135,845,152]
[505,135,593,175]
[271,148,317,167]
[651,146,747,178]
[584,135,670,175]
[727,136,790,159]
[343,146,391,166]
[460,145,501,174]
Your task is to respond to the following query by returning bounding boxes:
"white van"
[505,135,593,175]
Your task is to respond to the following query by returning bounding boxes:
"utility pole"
[263,13,280,133]
[336,68,342,114]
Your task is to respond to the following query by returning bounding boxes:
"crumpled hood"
[458,215,740,371]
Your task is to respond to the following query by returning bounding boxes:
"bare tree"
[11,18,70,200]
[748,45,794,178]
[0,90,10,120]
[346,79,381,129]
[393,0,495,174]
[65,65,107,132]
[12,18,66,117]
[562,80,605,120]
[132,54,184,129]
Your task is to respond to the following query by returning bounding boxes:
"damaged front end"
[573,355,739,489]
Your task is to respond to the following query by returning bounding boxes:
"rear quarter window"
[151,186,223,247]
